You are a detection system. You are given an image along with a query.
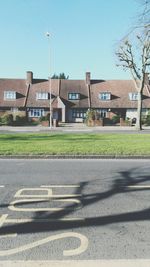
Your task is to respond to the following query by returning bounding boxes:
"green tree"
[51,73,69,79]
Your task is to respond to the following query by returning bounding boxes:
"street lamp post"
[46,32,52,129]
[48,75,52,129]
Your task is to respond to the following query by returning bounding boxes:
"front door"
[53,109,62,121]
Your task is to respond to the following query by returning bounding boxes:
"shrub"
[14,115,27,126]
[145,115,150,126]
[46,113,50,121]
[39,116,49,122]
[1,114,13,125]
[85,109,96,121]
[141,115,147,125]
[111,115,120,124]
[85,109,101,121]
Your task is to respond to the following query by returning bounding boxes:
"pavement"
[0,123,150,133]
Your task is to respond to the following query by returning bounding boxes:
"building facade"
[0,71,150,123]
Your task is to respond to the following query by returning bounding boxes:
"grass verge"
[0,133,150,156]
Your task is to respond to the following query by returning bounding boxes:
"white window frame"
[68,93,80,100]
[4,91,16,100]
[129,92,138,101]
[29,109,45,118]
[95,109,107,118]
[99,92,111,100]
[36,92,48,100]
[72,109,87,118]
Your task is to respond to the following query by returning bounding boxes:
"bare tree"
[116,27,150,130]
[138,0,150,26]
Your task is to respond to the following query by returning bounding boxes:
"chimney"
[86,72,91,85]
[26,71,33,84]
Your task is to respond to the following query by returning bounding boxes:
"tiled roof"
[0,73,150,110]
[90,80,150,109]
[0,79,27,107]
[26,79,60,108]
[59,79,89,108]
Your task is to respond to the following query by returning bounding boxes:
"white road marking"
[0,234,17,238]
[14,187,81,198]
[0,232,88,257]
[15,193,81,198]
[14,188,53,198]
[5,217,84,223]
[0,214,8,227]
[8,198,81,212]
[0,185,4,188]
[0,186,87,258]
[48,194,82,198]
[41,185,80,188]
[127,185,150,189]
[0,260,150,267]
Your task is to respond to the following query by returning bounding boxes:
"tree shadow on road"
[0,167,150,235]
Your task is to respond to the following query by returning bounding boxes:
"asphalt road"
[0,159,150,266]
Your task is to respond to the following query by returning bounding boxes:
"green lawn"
[0,133,150,156]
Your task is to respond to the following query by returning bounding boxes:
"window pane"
[99,92,111,100]
[37,92,48,100]
[29,109,45,117]
[68,93,80,100]
[72,109,87,118]
[4,91,16,100]
[129,92,138,100]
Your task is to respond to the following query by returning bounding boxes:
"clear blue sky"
[0,0,141,80]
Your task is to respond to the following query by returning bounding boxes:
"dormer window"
[4,91,16,100]
[129,92,138,101]
[99,92,111,100]
[36,92,48,100]
[68,93,80,100]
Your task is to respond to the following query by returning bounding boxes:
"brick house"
[0,77,27,119]
[0,71,149,123]
[90,75,150,121]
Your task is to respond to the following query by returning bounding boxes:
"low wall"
[86,119,104,126]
